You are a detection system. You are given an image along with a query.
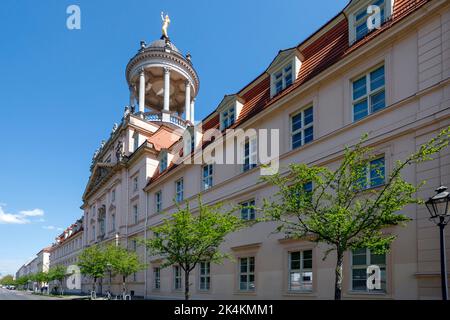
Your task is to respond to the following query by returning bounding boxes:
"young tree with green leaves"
[48,265,68,295]
[77,244,108,295]
[143,197,246,300]
[0,275,15,286]
[105,244,145,297]
[262,128,450,300]
[31,271,50,293]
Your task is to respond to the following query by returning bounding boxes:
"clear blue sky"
[0,0,348,276]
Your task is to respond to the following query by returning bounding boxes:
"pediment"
[82,163,115,200]
[266,47,304,75]
[217,94,244,112]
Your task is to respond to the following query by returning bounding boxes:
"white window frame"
[173,266,182,290]
[133,131,139,151]
[351,64,386,122]
[349,0,393,44]
[159,151,168,173]
[220,106,236,130]
[111,189,116,202]
[153,267,160,289]
[133,176,139,192]
[271,62,294,96]
[290,105,314,150]
[242,137,257,172]
[202,164,214,191]
[288,250,313,292]
[111,213,115,231]
[132,204,138,224]
[240,199,256,221]
[175,178,184,203]
[199,261,211,291]
[155,191,162,213]
[238,256,255,291]
[357,156,385,189]
[350,248,387,292]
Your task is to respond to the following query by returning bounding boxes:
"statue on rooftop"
[161,12,171,40]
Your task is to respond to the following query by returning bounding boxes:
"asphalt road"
[0,287,60,300]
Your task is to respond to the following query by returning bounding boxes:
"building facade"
[48,218,84,293]
[73,0,450,299]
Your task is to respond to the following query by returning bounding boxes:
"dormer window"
[220,106,235,130]
[349,0,394,44]
[273,64,293,96]
[159,150,168,173]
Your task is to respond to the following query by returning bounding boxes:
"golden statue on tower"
[161,12,171,40]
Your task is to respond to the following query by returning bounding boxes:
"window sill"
[233,291,257,296]
[283,290,316,297]
[344,291,391,299]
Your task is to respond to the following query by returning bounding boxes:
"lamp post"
[425,186,450,300]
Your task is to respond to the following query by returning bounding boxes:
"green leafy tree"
[0,275,15,286]
[31,272,50,293]
[143,196,246,300]
[262,128,450,300]
[105,245,146,296]
[77,244,108,294]
[48,265,68,295]
[15,275,29,289]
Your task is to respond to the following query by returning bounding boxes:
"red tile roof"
[146,0,432,188]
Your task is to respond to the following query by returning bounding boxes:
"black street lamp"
[425,186,450,300]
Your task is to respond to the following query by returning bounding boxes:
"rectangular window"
[199,262,211,291]
[133,205,138,224]
[239,257,255,291]
[111,189,116,202]
[221,107,235,130]
[155,191,162,213]
[351,248,386,292]
[352,65,385,121]
[202,164,213,190]
[174,266,182,290]
[356,157,385,190]
[240,200,256,221]
[111,214,115,231]
[175,179,184,203]
[243,137,257,172]
[133,132,139,151]
[291,106,314,150]
[133,176,139,192]
[153,267,160,289]
[354,0,386,42]
[288,250,313,291]
[92,225,96,240]
[160,152,168,173]
[131,239,137,252]
[273,63,294,95]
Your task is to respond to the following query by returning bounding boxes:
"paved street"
[0,287,65,300]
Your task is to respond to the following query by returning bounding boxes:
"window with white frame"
[220,106,235,130]
[242,137,257,172]
[111,213,115,231]
[355,156,385,190]
[133,131,139,151]
[174,266,182,290]
[199,261,211,291]
[352,0,388,43]
[351,248,386,292]
[133,176,139,192]
[159,151,168,173]
[239,257,255,291]
[132,204,138,224]
[111,189,116,202]
[288,250,313,291]
[92,225,96,240]
[153,267,160,289]
[291,106,313,150]
[202,164,213,191]
[272,63,294,96]
[155,191,162,213]
[131,239,137,252]
[175,178,184,203]
[352,65,385,122]
[240,200,255,221]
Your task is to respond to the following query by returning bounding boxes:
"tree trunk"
[184,269,190,300]
[334,250,344,300]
